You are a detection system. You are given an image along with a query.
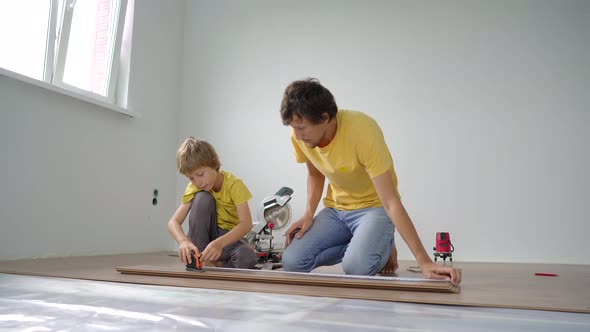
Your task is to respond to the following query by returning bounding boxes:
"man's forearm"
[390,204,432,265]
[372,172,433,266]
[304,173,325,218]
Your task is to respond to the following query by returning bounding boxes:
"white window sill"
[0,67,140,118]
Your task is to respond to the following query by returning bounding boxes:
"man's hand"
[178,240,199,265]
[284,215,313,248]
[381,246,399,274]
[200,239,224,262]
[420,261,462,286]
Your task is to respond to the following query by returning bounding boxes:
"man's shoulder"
[340,109,379,131]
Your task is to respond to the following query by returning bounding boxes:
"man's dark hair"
[280,78,338,125]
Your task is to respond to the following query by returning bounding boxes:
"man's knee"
[341,254,382,276]
[281,246,314,272]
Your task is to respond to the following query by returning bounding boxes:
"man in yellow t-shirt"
[167,137,256,269]
[280,78,460,285]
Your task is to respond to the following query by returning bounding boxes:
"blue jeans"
[282,207,395,275]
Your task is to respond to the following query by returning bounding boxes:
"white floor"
[1,273,589,332]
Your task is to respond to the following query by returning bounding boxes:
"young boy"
[167,137,257,269]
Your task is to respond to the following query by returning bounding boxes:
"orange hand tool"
[186,250,203,272]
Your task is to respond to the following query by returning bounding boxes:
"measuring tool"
[186,251,203,272]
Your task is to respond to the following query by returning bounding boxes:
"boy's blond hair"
[176,137,221,175]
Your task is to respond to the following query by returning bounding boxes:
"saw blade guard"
[256,187,294,231]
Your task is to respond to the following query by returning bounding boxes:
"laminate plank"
[116,264,459,292]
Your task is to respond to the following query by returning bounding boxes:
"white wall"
[180,0,589,264]
[1,0,587,264]
[0,1,184,259]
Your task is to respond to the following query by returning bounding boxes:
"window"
[0,0,128,106]
[0,1,51,80]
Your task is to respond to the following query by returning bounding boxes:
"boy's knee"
[232,246,257,269]
[191,191,214,209]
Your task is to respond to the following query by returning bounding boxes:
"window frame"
[0,0,136,117]
[51,0,128,104]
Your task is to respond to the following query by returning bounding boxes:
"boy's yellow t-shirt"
[182,170,252,231]
[291,110,399,210]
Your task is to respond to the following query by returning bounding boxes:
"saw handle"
[275,187,293,197]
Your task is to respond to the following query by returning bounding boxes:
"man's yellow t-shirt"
[291,110,398,210]
[182,170,252,231]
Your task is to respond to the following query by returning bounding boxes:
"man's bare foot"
[380,246,399,274]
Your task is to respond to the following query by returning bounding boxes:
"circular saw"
[244,187,294,265]
[259,187,293,230]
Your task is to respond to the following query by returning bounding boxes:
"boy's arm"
[200,202,253,262]
[371,171,462,285]
[167,202,197,264]
[285,161,325,246]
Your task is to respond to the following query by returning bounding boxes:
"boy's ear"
[321,112,330,123]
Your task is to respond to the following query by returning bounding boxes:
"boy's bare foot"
[203,260,226,268]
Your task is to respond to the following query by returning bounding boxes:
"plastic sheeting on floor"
[1,273,589,331]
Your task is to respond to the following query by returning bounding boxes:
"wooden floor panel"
[117,264,459,292]
[0,252,588,313]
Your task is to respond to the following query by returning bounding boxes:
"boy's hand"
[200,240,224,262]
[178,240,199,265]
[420,261,462,286]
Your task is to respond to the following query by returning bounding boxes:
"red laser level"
[433,232,454,263]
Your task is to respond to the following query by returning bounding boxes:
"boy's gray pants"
[187,191,257,269]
